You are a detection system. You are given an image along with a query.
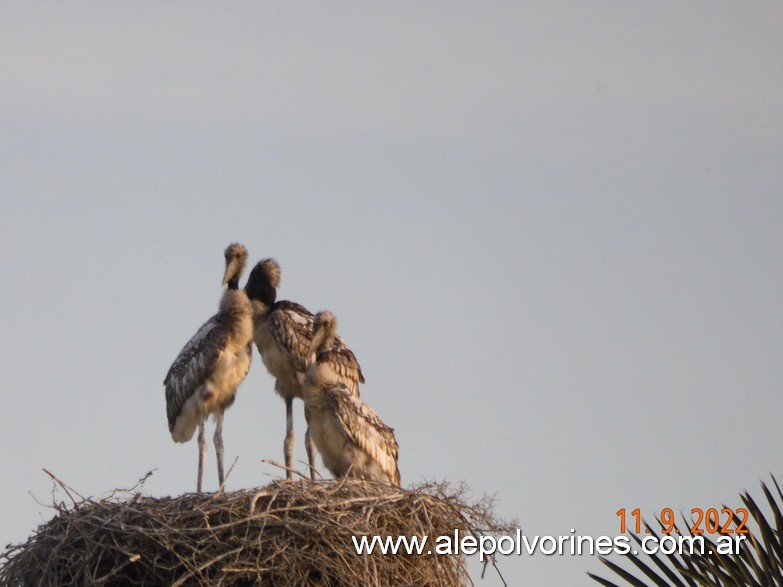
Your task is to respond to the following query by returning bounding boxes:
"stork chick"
[303,310,400,485]
[164,243,253,492]
[244,259,364,480]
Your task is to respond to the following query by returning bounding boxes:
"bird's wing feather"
[164,314,228,431]
[267,301,315,372]
[268,301,365,392]
[320,338,365,395]
[325,384,400,484]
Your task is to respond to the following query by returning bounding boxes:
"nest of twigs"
[1,477,512,586]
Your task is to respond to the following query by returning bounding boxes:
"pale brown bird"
[303,310,400,485]
[164,243,253,492]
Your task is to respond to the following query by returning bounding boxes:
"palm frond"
[590,476,783,587]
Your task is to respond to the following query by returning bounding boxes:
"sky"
[2,3,782,585]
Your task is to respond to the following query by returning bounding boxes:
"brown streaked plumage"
[303,310,400,486]
[244,259,364,480]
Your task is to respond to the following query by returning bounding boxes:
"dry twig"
[1,476,513,587]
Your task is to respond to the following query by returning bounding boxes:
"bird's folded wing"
[266,301,315,372]
[326,385,399,482]
[318,343,365,395]
[164,315,227,430]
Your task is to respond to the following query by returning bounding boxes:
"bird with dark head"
[164,243,254,492]
[244,258,280,305]
[304,310,400,485]
[244,259,364,480]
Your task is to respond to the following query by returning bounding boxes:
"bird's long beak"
[222,260,237,287]
[309,326,326,358]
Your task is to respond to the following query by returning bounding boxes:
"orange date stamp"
[617,507,749,535]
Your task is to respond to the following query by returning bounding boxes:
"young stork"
[304,311,400,485]
[244,259,364,480]
[164,243,254,492]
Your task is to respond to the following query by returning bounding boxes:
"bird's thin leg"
[304,406,317,482]
[214,410,225,487]
[197,412,207,493]
[284,396,294,480]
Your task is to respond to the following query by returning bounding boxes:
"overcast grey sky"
[2,3,782,585]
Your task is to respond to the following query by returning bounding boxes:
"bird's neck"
[317,335,335,357]
[246,283,276,306]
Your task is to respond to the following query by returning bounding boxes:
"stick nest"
[1,479,512,586]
